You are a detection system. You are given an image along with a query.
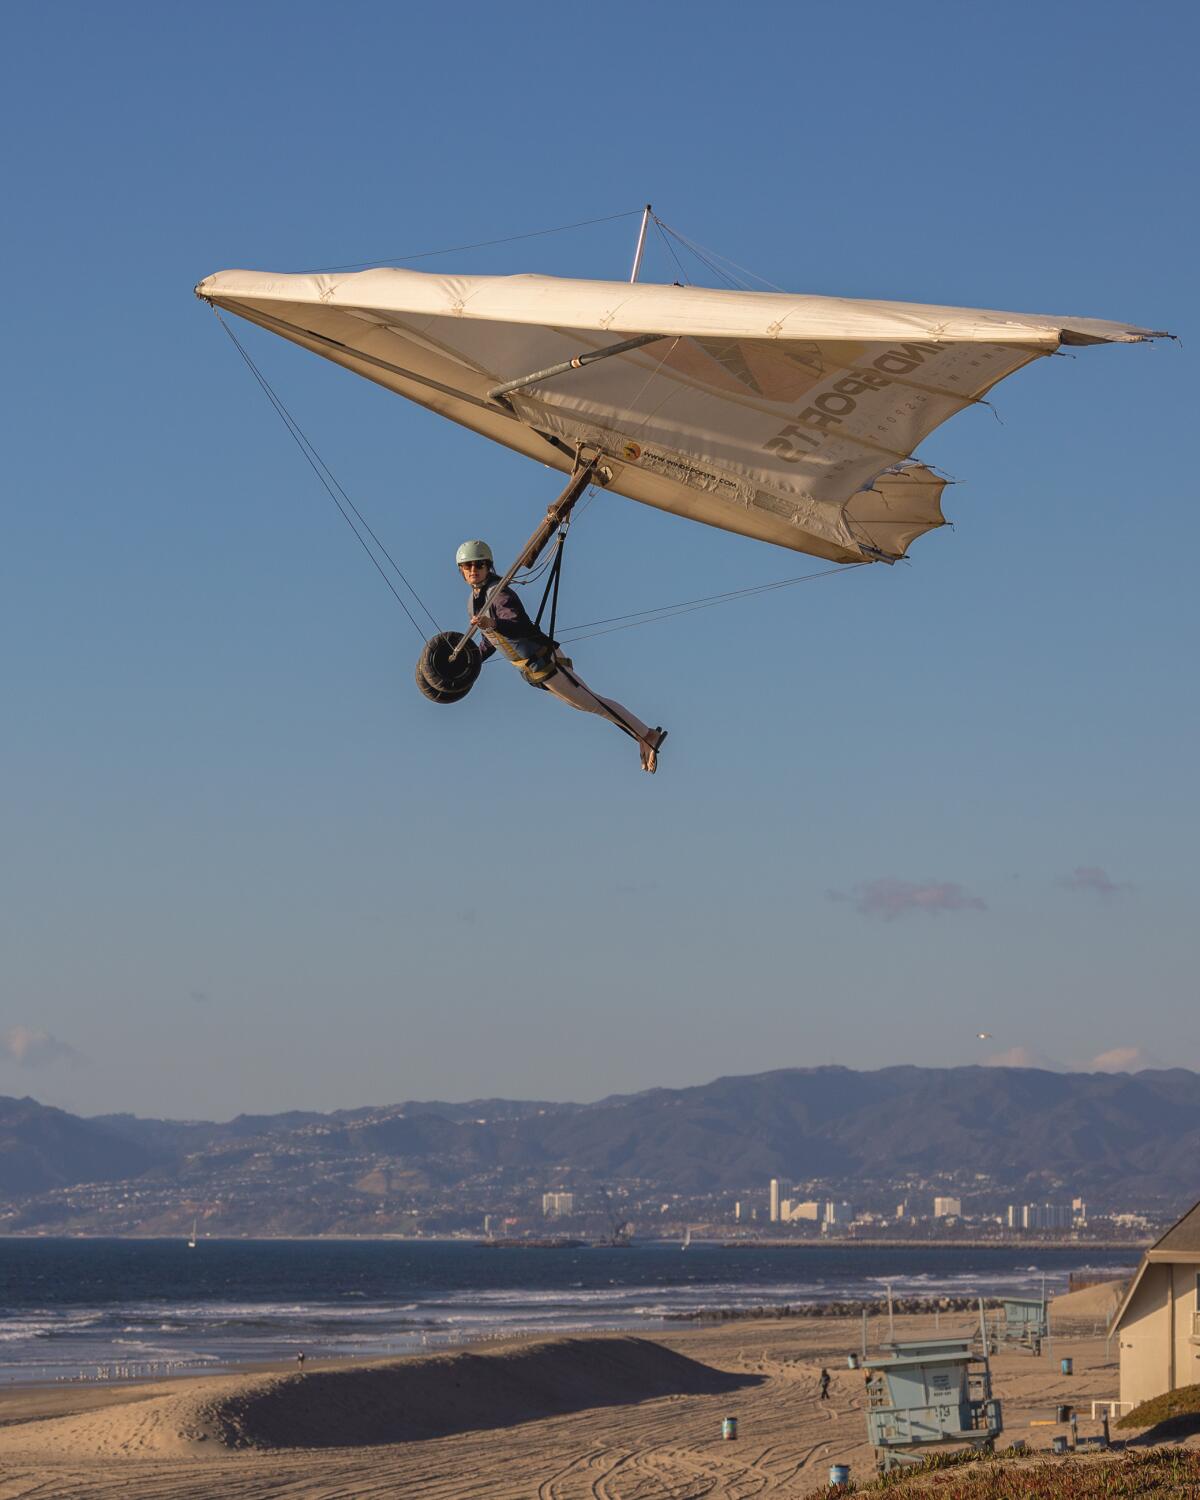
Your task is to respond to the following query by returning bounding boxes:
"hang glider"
[195,267,1168,564]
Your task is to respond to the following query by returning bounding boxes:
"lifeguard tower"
[864,1338,1003,1471]
[996,1295,1047,1355]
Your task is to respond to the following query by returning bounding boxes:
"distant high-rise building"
[734,1201,742,1222]
[782,1199,820,1222]
[896,1201,909,1219]
[1007,1202,1074,1230]
[933,1197,962,1218]
[769,1178,781,1223]
[777,1198,851,1225]
[542,1191,574,1218]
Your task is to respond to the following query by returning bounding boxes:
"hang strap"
[533,527,569,643]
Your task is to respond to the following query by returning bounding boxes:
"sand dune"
[0,1313,1152,1498]
[0,1335,756,1460]
[1051,1278,1129,1325]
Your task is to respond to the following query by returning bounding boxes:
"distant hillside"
[0,1096,162,1195]
[3,1065,1199,1232]
[563,1064,1200,1193]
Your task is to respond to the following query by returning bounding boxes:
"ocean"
[0,1239,1136,1385]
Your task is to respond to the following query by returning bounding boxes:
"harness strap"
[533,528,568,643]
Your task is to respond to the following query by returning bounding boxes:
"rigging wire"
[213,312,439,641]
[653,216,787,293]
[653,217,691,285]
[568,484,601,528]
[652,218,744,291]
[556,563,868,644]
[513,526,568,587]
[311,209,644,273]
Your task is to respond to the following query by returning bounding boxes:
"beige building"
[1110,1197,1200,1408]
[781,1199,821,1222]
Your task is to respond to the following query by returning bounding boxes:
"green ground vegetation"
[1115,1382,1200,1433]
[852,1447,1200,1496]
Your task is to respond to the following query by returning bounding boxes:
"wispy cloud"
[983,1045,1065,1071]
[2,1026,79,1069]
[1079,1046,1161,1073]
[1058,866,1131,897]
[830,878,987,921]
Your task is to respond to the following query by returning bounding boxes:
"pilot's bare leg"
[541,657,663,769]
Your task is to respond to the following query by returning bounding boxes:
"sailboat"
[187,1216,198,1249]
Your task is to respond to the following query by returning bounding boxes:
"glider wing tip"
[1059,324,1176,348]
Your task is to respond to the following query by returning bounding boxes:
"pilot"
[457,539,666,773]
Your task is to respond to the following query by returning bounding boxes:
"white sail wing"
[195,269,1167,563]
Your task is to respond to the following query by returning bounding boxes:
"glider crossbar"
[448,459,599,662]
[487,333,665,402]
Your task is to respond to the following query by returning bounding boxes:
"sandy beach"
[0,1282,1159,1498]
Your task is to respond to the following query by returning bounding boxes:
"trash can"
[829,1464,850,1487]
[1052,1435,1069,1455]
[1056,1404,1073,1423]
[847,1352,859,1369]
[722,1417,738,1440]
[1061,1357,1073,1375]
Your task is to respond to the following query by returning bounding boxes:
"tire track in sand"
[538,1445,611,1500]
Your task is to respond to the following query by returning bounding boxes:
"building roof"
[881,1339,973,1358]
[1109,1195,1200,1335]
[867,1351,975,1370]
[1151,1196,1200,1254]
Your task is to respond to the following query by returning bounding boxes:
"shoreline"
[0,1232,1152,1248]
[0,1299,1148,1497]
[4,1286,1125,1392]
[0,1302,989,1393]
[0,1241,1134,1392]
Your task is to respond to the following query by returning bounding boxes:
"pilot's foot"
[640,727,667,774]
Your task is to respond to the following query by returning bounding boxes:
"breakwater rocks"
[666,1296,1003,1323]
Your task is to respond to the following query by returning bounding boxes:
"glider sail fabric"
[195,269,1167,563]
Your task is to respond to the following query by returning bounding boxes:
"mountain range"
[2,1065,1197,1233]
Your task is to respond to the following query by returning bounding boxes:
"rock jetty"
[666,1295,1001,1323]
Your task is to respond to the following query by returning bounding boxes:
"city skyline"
[1,1060,1194,1239]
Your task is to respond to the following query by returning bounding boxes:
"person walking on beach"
[457,540,666,773]
[296,1351,306,1368]
[819,1368,831,1401]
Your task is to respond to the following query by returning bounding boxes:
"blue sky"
[2,1,1195,1119]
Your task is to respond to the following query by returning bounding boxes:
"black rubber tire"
[420,631,482,694]
[414,661,473,703]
